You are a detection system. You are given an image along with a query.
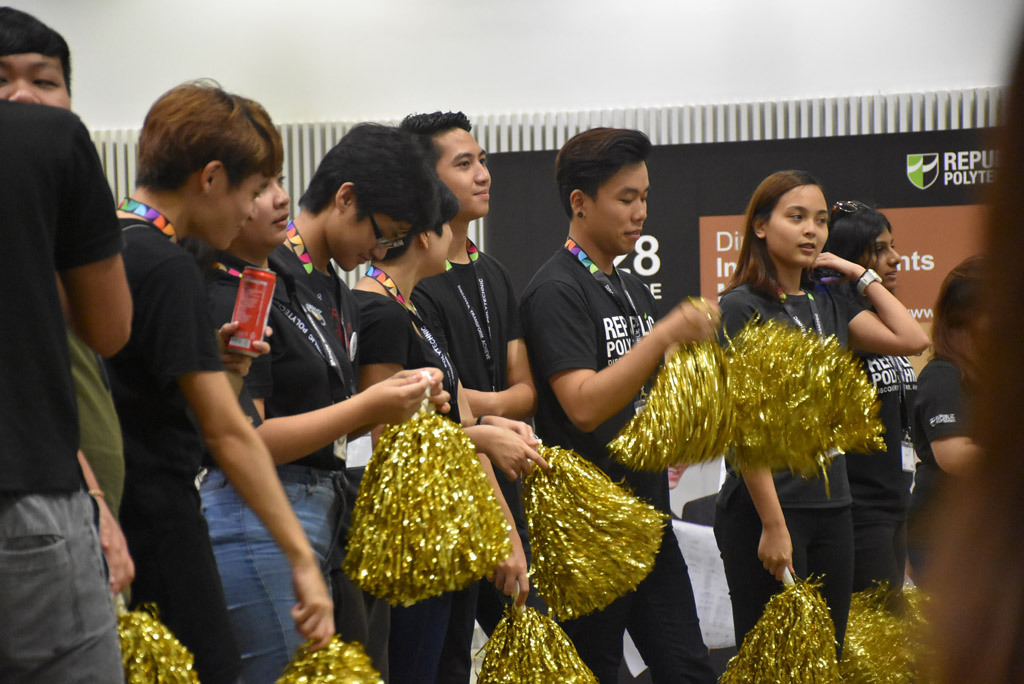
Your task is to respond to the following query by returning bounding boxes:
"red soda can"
[227,266,276,356]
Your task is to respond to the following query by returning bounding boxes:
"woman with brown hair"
[713,170,928,656]
[906,256,985,580]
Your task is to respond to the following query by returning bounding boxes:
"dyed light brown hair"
[136,81,282,191]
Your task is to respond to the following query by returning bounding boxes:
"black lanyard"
[779,289,824,337]
[410,309,459,398]
[564,237,644,345]
[446,246,499,391]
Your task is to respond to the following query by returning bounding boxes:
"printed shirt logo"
[907,153,940,189]
[929,413,956,427]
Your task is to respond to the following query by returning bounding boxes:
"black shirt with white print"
[520,247,667,513]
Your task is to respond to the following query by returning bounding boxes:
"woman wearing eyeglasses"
[713,171,929,656]
[823,202,918,600]
[354,183,547,683]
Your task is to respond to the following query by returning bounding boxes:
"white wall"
[12,0,1024,132]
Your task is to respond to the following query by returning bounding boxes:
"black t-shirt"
[0,101,122,493]
[412,251,523,393]
[846,352,917,521]
[910,359,968,524]
[520,248,668,513]
[717,283,864,509]
[355,290,461,425]
[106,219,224,518]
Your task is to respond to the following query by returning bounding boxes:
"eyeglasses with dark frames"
[369,213,405,250]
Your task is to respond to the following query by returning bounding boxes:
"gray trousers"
[0,490,122,683]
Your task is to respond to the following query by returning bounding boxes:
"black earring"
[577,211,584,218]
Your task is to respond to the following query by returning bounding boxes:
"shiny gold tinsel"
[275,637,382,684]
[118,602,199,684]
[607,340,733,471]
[840,584,930,683]
[477,606,598,683]
[725,318,884,479]
[522,444,667,621]
[720,573,840,683]
[344,404,512,606]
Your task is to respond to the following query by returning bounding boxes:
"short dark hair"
[824,201,892,268]
[380,181,459,262]
[399,111,473,165]
[299,123,439,231]
[136,81,283,191]
[0,7,71,92]
[932,254,986,384]
[554,128,652,218]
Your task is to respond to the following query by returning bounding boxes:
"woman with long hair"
[906,255,985,580]
[713,170,928,655]
[823,202,918,597]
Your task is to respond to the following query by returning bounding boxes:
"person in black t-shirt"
[908,256,985,581]
[356,183,546,683]
[714,171,928,658]
[105,82,333,684]
[201,174,446,684]
[0,96,131,683]
[521,128,720,684]
[823,201,919,597]
[402,111,542,681]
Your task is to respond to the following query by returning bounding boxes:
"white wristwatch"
[857,268,882,295]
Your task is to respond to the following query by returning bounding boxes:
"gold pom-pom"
[118,601,199,684]
[477,606,598,683]
[344,404,512,606]
[522,444,667,621]
[840,584,931,683]
[608,339,733,471]
[720,572,840,683]
[725,317,884,479]
[276,636,383,684]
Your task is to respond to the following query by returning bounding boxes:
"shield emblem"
[907,154,939,189]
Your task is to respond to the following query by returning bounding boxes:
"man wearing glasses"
[269,123,440,677]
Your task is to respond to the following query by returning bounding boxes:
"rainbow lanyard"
[444,238,479,271]
[564,236,642,343]
[365,265,417,315]
[214,262,244,277]
[284,221,314,274]
[118,198,177,242]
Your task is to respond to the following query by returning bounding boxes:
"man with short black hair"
[403,111,540,683]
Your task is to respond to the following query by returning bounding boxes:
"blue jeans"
[201,465,344,684]
[0,490,122,684]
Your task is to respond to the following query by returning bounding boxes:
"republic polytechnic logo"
[907,153,939,189]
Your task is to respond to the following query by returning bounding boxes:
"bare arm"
[58,253,132,357]
[743,468,793,581]
[462,339,537,420]
[932,435,983,476]
[814,252,930,356]
[178,370,333,647]
[550,300,719,432]
[77,451,134,596]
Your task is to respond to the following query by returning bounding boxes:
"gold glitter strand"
[840,584,931,683]
[608,339,733,471]
[725,317,884,479]
[344,404,512,606]
[522,444,667,622]
[720,571,841,683]
[477,606,598,683]
[117,601,199,684]
[275,636,383,684]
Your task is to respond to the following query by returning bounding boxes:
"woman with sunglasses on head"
[200,175,447,684]
[823,201,918,599]
[354,184,547,683]
[906,256,985,583]
[713,171,929,656]
[105,82,333,684]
